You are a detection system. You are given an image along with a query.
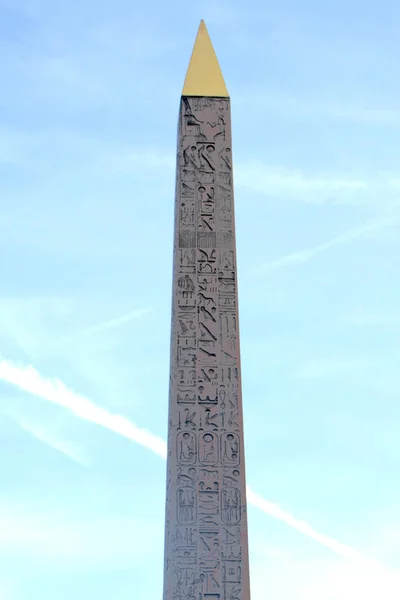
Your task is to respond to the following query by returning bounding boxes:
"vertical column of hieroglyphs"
[215,99,251,600]
[163,93,250,600]
[192,96,221,600]
[163,95,199,600]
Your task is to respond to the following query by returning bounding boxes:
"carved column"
[163,94,251,600]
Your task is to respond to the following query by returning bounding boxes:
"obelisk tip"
[182,20,229,98]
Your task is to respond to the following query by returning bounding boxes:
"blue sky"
[1,0,400,598]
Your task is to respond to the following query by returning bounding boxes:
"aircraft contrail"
[0,359,387,568]
[252,218,393,274]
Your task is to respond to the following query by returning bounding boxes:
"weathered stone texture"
[163,96,251,600]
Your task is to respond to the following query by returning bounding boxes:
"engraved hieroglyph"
[163,20,251,600]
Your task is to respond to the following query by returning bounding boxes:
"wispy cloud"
[247,493,400,591]
[0,581,13,600]
[0,296,74,359]
[63,307,152,342]
[0,502,161,567]
[0,358,384,566]
[252,218,393,274]
[326,106,400,125]
[249,555,400,600]
[103,150,176,173]
[294,357,383,380]
[235,163,369,201]
[342,309,400,327]
[236,91,400,127]
[247,487,361,561]
[0,360,167,459]
[9,416,90,467]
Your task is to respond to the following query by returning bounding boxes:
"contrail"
[252,218,393,274]
[247,487,361,561]
[63,307,152,342]
[0,359,385,565]
[10,416,91,467]
[0,360,166,459]
[235,162,368,197]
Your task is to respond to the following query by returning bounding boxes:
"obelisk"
[163,20,251,600]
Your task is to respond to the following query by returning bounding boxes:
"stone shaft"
[163,95,251,600]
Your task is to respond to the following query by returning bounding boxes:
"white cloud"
[0,360,167,459]
[235,89,400,127]
[0,581,14,600]
[252,218,393,274]
[342,309,400,327]
[327,106,400,125]
[235,162,369,200]
[0,296,74,359]
[0,504,162,568]
[0,358,385,570]
[247,487,361,561]
[103,149,176,173]
[249,555,400,600]
[63,307,152,341]
[294,357,382,380]
[9,416,90,467]
[0,128,35,167]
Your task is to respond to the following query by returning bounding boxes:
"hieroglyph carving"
[163,97,251,600]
